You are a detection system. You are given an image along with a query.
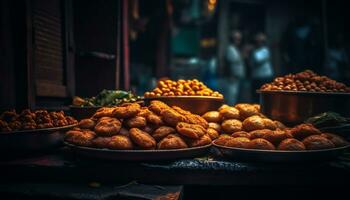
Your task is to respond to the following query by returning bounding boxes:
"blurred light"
[208,4,215,11]
[209,0,216,5]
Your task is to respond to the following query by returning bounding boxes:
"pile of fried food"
[260,70,350,93]
[0,109,77,132]
[65,101,214,150]
[144,79,223,98]
[202,104,349,150]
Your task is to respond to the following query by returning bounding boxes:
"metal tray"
[65,142,212,161]
[0,124,77,152]
[213,143,350,163]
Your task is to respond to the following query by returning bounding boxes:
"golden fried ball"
[277,138,306,151]
[152,126,176,141]
[157,134,188,149]
[112,103,141,118]
[125,116,147,128]
[202,111,222,123]
[208,122,221,132]
[65,130,95,147]
[248,138,275,150]
[224,137,250,148]
[176,122,206,139]
[186,134,212,147]
[78,119,96,130]
[262,118,277,130]
[146,113,163,126]
[262,129,292,145]
[207,128,219,140]
[94,118,121,137]
[149,100,170,115]
[290,123,321,140]
[185,114,209,129]
[235,103,260,120]
[213,134,233,146]
[274,120,286,130]
[221,119,242,133]
[231,131,251,139]
[302,135,335,150]
[242,115,265,132]
[320,133,349,147]
[219,107,240,120]
[160,109,186,127]
[109,135,133,150]
[249,129,273,139]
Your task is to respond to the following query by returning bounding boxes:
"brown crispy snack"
[208,122,221,132]
[125,116,147,128]
[242,115,265,132]
[219,107,240,120]
[112,103,141,118]
[320,133,349,147]
[221,119,242,133]
[290,123,321,140]
[129,128,156,149]
[262,129,292,145]
[213,134,234,146]
[247,138,276,150]
[207,128,219,140]
[78,119,96,129]
[92,107,115,119]
[160,109,186,127]
[224,137,250,148]
[146,113,164,126]
[118,127,130,137]
[157,134,188,149]
[302,135,335,150]
[186,134,212,147]
[235,103,260,120]
[176,122,206,139]
[65,130,95,146]
[278,138,306,151]
[149,100,171,115]
[152,126,176,141]
[94,118,121,137]
[231,131,251,139]
[202,111,222,123]
[249,129,273,139]
[109,135,134,150]
[92,137,112,148]
[173,106,208,128]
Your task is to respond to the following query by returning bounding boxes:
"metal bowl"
[144,96,224,115]
[258,90,350,125]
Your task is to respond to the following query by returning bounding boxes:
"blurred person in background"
[250,32,273,102]
[225,30,245,103]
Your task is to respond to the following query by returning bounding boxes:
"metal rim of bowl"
[0,124,77,135]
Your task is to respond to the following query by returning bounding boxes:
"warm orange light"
[208,4,215,11]
[209,0,216,5]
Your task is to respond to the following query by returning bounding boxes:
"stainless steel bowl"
[144,96,224,115]
[258,90,350,125]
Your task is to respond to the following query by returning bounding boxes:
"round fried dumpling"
[65,130,95,146]
[160,109,186,127]
[248,138,275,150]
[186,134,212,147]
[274,120,286,130]
[231,131,251,139]
[320,133,349,147]
[94,118,121,137]
[185,114,209,129]
[290,124,321,140]
[224,137,250,148]
[149,100,170,115]
[302,135,335,150]
[157,134,188,149]
[235,104,260,120]
[125,116,147,128]
[278,138,306,151]
[176,122,206,139]
[78,119,96,129]
[129,128,156,149]
[249,129,273,139]
[202,111,222,123]
[109,135,133,150]
[92,137,112,148]
[242,115,265,132]
[146,113,163,126]
[221,119,242,133]
[208,122,221,132]
[92,107,115,118]
[207,128,219,140]
[219,107,240,120]
[112,103,141,118]
[262,118,277,130]
[213,134,233,146]
[262,129,292,145]
[152,126,176,141]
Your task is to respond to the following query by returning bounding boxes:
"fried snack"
[218,104,230,111]
[93,107,115,118]
[278,138,306,151]
[173,106,208,128]
[94,118,121,136]
[186,134,212,147]
[129,128,156,149]
[213,134,234,146]
[235,104,260,120]
[224,137,250,148]
[92,137,112,148]
[249,129,273,139]
[172,106,191,116]
[274,120,286,130]
[208,122,221,132]
[290,123,321,140]
[152,126,176,141]
[125,116,147,128]
[302,135,335,150]
[248,138,275,150]
[176,122,206,139]
[109,135,133,150]
[146,113,163,126]
[242,115,265,132]
[118,127,130,137]
[221,119,242,133]
[65,130,95,147]
[149,100,171,115]
[231,131,251,139]
[157,134,188,149]
[78,119,96,129]
[202,111,222,123]
[207,128,219,140]
[142,125,155,134]
[219,107,240,120]
[262,129,292,145]
[112,103,141,118]
[160,109,186,127]
[262,118,277,130]
[320,133,349,147]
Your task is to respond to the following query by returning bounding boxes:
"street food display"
[260,70,350,93]
[144,79,223,97]
[65,101,213,150]
[0,109,77,133]
[72,90,142,107]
